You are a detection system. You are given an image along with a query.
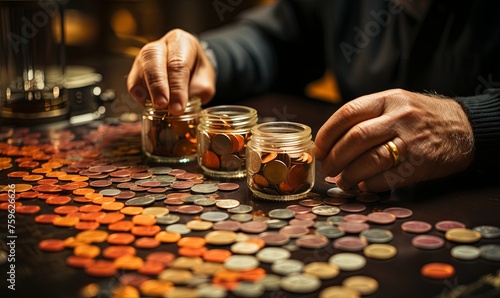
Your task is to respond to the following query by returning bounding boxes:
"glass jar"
[142,97,201,163]
[197,105,258,178]
[246,122,315,201]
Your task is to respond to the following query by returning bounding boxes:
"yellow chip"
[445,228,482,243]
[74,244,101,259]
[363,244,397,259]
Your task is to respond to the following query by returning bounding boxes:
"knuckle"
[341,100,364,120]
[370,145,390,168]
[349,123,370,143]
[167,56,189,74]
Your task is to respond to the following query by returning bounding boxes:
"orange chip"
[107,233,135,245]
[120,206,144,215]
[74,244,101,258]
[108,220,134,232]
[46,171,67,178]
[79,204,102,213]
[239,267,266,282]
[53,216,80,227]
[421,263,455,279]
[76,230,109,243]
[177,236,206,248]
[135,237,161,249]
[84,193,102,200]
[138,261,165,275]
[34,213,60,224]
[114,255,144,270]
[132,214,156,226]
[101,201,124,211]
[85,260,117,277]
[179,246,207,258]
[75,221,100,231]
[92,197,115,205]
[46,195,72,205]
[39,239,66,252]
[17,205,41,214]
[58,174,80,181]
[64,236,88,248]
[96,212,125,224]
[54,205,80,215]
[154,231,181,243]
[22,174,44,181]
[66,255,96,269]
[139,280,174,297]
[32,168,52,174]
[131,225,161,237]
[73,188,95,196]
[102,245,136,259]
[202,249,232,263]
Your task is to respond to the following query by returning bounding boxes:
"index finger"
[314,91,388,160]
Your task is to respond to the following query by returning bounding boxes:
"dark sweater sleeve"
[454,89,500,172]
[199,0,325,101]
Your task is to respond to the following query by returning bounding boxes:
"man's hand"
[127,29,216,114]
[315,89,475,192]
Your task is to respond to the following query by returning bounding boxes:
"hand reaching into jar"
[127,29,216,115]
[315,89,475,192]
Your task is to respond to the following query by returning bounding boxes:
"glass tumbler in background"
[0,1,68,124]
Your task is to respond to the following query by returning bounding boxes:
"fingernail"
[170,102,183,113]
[155,96,168,109]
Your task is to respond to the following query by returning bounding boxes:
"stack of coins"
[142,97,200,163]
[197,105,258,178]
[247,151,313,198]
[246,122,315,200]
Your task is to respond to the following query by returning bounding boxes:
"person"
[127,0,500,192]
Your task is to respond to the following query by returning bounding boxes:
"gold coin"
[142,207,169,217]
[76,230,109,243]
[53,216,80,227]
[22,174,44,181]
[170,257,203,270]
[139,279,174,297]
[114,255,144,270]
[263,160,288,185]
[343,275,379,295]
[205,231,237,245]
[165,287,199,298]
[319,286,360,298]
[445,228,482,243]
[5,184,33,192]
[303,262,340,280]
[186,220,214,231]
[74,244,101,259]
[363,244,397,259]
[158,268,194,284]
[112,285,140,298]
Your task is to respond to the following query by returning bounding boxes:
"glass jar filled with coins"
[197,105,258,178]
[246,122,315,200]
[142,97,201,163]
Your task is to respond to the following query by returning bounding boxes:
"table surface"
[1,59,500,298]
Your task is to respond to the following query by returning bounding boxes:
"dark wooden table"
[0,56,499,298]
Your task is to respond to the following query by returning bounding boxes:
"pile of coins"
[247,150,314,199]
[142,115,198,161]
[198,132,247,172]
[0,123,499,298]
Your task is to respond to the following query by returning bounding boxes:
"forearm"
[454,89,500,171]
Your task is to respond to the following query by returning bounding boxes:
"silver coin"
[99,188,121,197]
[282,241,300,252]
[124,196,155,206]
[326,216,344,225]
[255,274,281,291]
[280,273,321,293]
[191,184,219,194]
[327,187,360,198]
[360,229,394,243]
[312,206,340,216]
[232,282,265,298]
[228,204,253,214]
[148,167,173,175]
[268,208,295,219]
[451,245,481,260]
[153,175,177,183]
[473,225,500,239]
[479,244,500,261]
[256,247,291,263]
[216,199,240,209]
[156,214,180,225]
[166,223,191,235]
[224,255,259,271]
[315,225,345,239]
[231,214,254,222]
[314,221,333,229]
[200,211,230,222]
[266,219,288,229]
[182,194,206,203]
[271,259,304,275]
[146,194,167,201]
[197,285,227,298]
[194,197,217,206]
